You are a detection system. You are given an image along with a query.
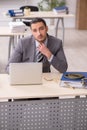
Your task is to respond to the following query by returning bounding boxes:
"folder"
[60,72,87,89]
[8,9,24,17]
[61,72,87,81]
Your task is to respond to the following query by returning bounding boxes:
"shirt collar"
[35,38,48,48]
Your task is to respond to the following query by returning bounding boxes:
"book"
[53,6,69,14]
[53,6,68,10]
[60,72,87,89]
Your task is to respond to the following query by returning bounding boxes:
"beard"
[36,34,47,43]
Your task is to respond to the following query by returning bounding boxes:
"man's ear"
[46,26,48,32]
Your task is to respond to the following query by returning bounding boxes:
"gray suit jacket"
[6,34,68,73]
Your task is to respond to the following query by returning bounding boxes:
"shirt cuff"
[48,54,54,62]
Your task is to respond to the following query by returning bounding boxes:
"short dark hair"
[30,18,47,27]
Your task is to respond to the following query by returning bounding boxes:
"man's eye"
[32,27,45,32]
[33,29,37,32]
[40,27,44,30]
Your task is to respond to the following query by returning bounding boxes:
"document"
[60,72,87,89]
[60,80,83,89]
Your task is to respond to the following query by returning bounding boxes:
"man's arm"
[50,41,68,73]
[6,39,23,73]
[38,39,68,73]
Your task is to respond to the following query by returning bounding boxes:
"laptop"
[9,62,42,85]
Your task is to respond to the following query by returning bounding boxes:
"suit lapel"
[26,37,36,62]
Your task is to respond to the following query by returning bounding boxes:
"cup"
[24,8,31,16]
[81,78,87,88]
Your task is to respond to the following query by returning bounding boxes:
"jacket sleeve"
[50,40,68,73]
[5,39,23,73]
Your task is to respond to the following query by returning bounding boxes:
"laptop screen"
[9,62,42,85]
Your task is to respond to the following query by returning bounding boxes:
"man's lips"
[38,35,43,39]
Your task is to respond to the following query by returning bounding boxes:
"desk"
[11,11,74,45]
[0,27,28,59]
[0,73,87,130]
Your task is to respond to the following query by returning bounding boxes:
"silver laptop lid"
[9,62,42,85]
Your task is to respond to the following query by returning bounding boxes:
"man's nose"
[37,30,41,35]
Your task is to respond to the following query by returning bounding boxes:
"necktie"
[36,51,43,62]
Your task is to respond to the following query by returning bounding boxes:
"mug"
[24,8,31,16]
[81,78,87,88]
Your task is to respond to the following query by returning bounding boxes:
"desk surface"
[0,73,87,100]
[11,11,74,20]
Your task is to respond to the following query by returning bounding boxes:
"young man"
[6,18,68,73]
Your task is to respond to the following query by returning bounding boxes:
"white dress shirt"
[35,38,53,62]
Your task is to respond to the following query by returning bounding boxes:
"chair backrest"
[20,5,39,12]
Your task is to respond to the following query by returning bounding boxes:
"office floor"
[0,28,87,73]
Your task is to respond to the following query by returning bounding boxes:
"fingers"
[38,43,44,49]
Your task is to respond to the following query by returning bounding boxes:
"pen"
[64,82,75,89]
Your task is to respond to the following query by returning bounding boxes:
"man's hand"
[38,43,52,60]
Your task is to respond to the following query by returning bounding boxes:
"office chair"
[20,6,39,26]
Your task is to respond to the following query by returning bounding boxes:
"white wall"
[65,0,77,28]
[0,0,77,28]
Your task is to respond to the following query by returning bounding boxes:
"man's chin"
[37,39,44,43]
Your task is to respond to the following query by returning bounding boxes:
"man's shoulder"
[19,35,35,46]
[21,35,34,42]
[48,35,62,45]
[48,35,61,42]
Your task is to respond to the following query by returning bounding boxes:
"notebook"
[9,62,42,85]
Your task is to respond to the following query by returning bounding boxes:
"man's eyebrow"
[32,26,45,30]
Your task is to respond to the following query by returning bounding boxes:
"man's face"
[30,22,48,43]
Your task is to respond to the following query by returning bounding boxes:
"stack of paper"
[9,22,26,33]
[53,6,69,14]
[60,72,87,89]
